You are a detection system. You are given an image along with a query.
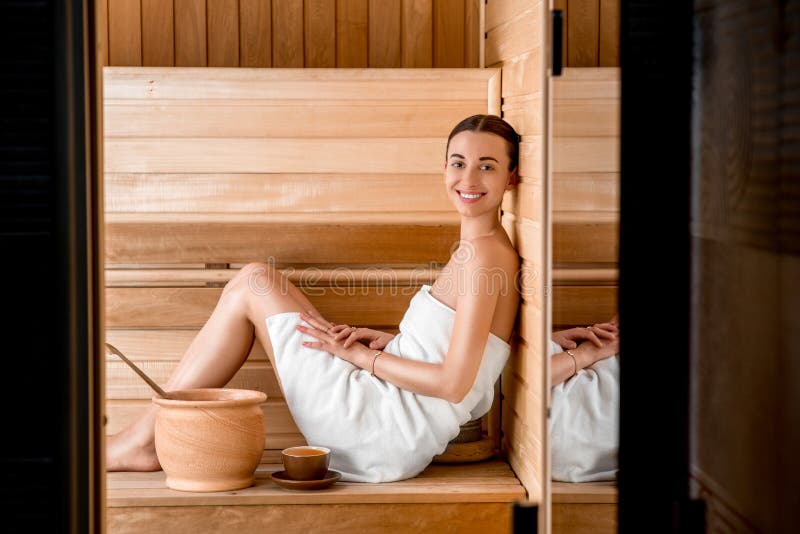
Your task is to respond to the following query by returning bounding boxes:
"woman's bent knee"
[224,262,278,298]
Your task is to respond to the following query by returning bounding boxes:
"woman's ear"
[506,167,519,189]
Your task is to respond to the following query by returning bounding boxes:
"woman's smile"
[456,189,486,203]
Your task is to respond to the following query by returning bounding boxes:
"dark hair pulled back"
[445,114,521,172]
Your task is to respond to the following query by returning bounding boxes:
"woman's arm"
[296,322,457,401]
[551,334,619,387]
[296,241,510,404]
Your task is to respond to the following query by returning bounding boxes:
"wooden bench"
[107,454,524,533]
[552,481,618,534]
[103,67,530,530]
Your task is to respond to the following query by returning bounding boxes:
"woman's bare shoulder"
[466,232,520,269]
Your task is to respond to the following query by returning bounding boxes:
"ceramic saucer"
[270,470,341,490]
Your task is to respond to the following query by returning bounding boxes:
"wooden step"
[552,481,618,534]
[107,457,526,534]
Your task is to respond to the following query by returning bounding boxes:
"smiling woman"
[106,114,524,483]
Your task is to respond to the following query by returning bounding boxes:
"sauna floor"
[107,452,526,533]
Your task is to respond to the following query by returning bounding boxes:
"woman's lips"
[457,190,486,203]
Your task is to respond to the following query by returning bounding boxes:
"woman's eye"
[481,165,494,171]
[451,162,463,168]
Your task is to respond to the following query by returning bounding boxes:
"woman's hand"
[573,332,619,367]
[552,322,618,350]
[332,326,395,350]
[296,312,368,366]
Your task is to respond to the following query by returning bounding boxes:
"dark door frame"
[618,1,701,532]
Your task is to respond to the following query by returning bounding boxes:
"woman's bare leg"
[106,262,326,471]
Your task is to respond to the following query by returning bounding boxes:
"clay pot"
[153,388,267,492]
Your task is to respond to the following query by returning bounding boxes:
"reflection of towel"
[549,340,619,482]
[265,284,511,483]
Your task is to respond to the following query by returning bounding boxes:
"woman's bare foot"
[106,429,161,472]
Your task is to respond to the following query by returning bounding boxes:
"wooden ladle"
[105,342,173,399]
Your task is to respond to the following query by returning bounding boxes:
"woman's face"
[444,130,517,217]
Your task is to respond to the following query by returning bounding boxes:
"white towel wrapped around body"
[265,284,511,483]
[549,340,620,482]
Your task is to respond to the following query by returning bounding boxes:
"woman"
[548,318,621,482]
[107,114,524,483]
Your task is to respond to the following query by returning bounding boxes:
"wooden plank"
[104,267,439,287]
[174,0,207,66]
[105,398,300,436]
[464,0,480,68]
[553,137,620,173]
[105,329,268,362]
[553,212,618,264]
[553,67,620,99]
[106,472,524,506]
[552,173,619,212]
[272,0,303,67]
[102,101,487,138]
[502,181,543,224]
[518,137,543,181]
[107,502,517,532]
[553,0,568,68]
[142,0,173,66]
[552,503,617,534]
[368,0,402,67]
[97,0,109,66]
[105,219,457,264]
[485,0,530,32]
[304,0,336,67]
[104,138,450,174]
[433,0,465,67]
[517,299,543,350]
[108,0,141,66]
[501,47,543,99]
[553,286,618,327]
[502,361,543,439]
[501,406,544,502]
[401,0,433,67]
[485,0,542,66]
[508,338,544,412]
[552,267,618,285]
[598,0,620,67]
[336,0,368,67]
[103,67,497,100]
[554,99,620,137]
[240,0,272,67]
[502,95,543,136]
[505,214,542,264]
[567,0,599,67]
[106,360,282,400]
[105,286,418,328]
[551,481,618,503]
[103,173,453,213]
[107,489,522,509]
[207,0,239,67]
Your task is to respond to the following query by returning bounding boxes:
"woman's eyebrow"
[448,153,499,163]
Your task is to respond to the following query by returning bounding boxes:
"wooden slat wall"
[552,67,619,328]
[103,67,501,453]
[102,0,482,68]
[552,0,619,67]
[486,0,549,527]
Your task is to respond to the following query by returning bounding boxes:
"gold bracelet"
[370,351,383,377]
[565,350,578,377]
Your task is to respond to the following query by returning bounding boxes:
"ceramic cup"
[153,388,267,492]
[281,446,331,480]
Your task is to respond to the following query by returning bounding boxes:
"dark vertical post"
[618,1,694,531]
[0,0,99,531]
